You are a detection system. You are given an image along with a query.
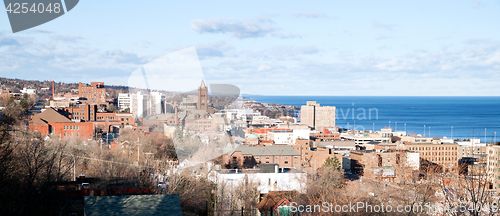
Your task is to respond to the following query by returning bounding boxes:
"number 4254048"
[6,3,62,14]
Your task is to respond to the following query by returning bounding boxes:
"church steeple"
[197,80,208,111]
[200,80,207,89]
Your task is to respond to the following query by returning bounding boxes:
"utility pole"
[137,137,141,172]
[64,151,76,181]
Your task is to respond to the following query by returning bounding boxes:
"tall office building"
[300,101,335,130]
[130,91,165,118]
[150,91,166,116]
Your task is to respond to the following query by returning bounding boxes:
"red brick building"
[29,108,94,139]
[59,103,98,121]
[292,139,337,172]
[223,145,301,169]
[58,104,134,128]
[197,80,208,111]
[79,82,106,103]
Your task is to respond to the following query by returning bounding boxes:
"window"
[285,156,288,159]
[275,156,279,159]
[64,126,66,130]
[284,161,288,164]
[121,118,124,121]
[255,156,260,159]
[266,156,269,159]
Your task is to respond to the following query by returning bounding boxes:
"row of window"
[63,132,79,137]
[254,156,298,159]
[64,125,80,130]
[422,152,457,156]
[423,156,456,162]
[409,146,457,151]
[97,116,115,120]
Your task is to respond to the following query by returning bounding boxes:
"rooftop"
[229,145,300,156]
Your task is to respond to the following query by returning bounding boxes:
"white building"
[292,129,311,141]
[149,91,166,116]
[406,151,420,170]
[210,166,307,194]
[224,108,261,121]
[131,92,149,118]
[269,130,294,145]
[118,93,131,111]
[131,91,166,118]
[20,88,36,95]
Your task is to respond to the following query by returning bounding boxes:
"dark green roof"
[84,194,182,216]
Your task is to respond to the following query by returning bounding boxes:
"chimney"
[52,81,55,97]
[174,104,178,125]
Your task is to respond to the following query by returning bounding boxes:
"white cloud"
[480,52,500,65]
[372,21,396,31]
[195,41,236,59]
[293,11,328,18]
[374,58,411,71]
[50,34,83,42]
[272,32,302,39]
[257,64,272,71]
[191,17,278,38]
[191,17,301,39]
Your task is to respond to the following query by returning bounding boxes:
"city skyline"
[0,0,499,96]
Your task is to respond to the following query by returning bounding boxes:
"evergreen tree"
[322,156,343,172]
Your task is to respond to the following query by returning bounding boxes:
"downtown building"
[300,101,335,131]
[79,82,106,103]
[118,93,131,111]
[130,91,166,118]
[401,141,459,172]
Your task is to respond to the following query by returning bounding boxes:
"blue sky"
[0,0,499,96]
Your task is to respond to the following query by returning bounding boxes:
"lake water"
[246,96,500,143]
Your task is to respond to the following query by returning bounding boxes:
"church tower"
[197,80,208,111]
